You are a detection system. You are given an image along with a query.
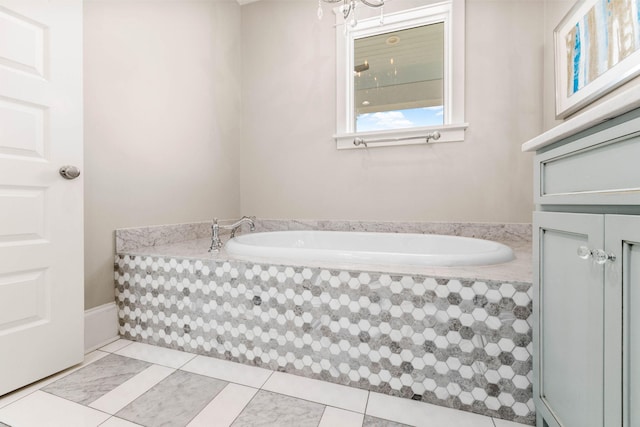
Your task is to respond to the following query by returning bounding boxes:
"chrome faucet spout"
[224,216,256,238]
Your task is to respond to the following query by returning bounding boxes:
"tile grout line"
[258,369,276,389]
[181,381,230,427]
[225,383,261,427]
[362,391,371,426]
[106,343,525,427]
[253,387,368,417]
[175,352,198,370]
[31,388,119,426]
[316,405,328,427]
[97,414,144,426]
[0,350,110,412]
[30,345,177,425]
[255,370,371,415]
[45,372,154,423]
[175,353,275,391]
[103,339,135,354]
[114,341,198,371]
[87,364,178,415]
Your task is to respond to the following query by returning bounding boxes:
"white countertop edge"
[522,84,640,152]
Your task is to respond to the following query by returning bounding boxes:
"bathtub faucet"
[224,216,256,238]
[208,216,256,252]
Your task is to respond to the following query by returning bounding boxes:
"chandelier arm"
[343,2,352,19]
[321,0,344,3]
[360,0,385,7]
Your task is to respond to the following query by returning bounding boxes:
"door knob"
[59,166,81,180]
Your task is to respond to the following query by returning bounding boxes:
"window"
[334,1,466,149]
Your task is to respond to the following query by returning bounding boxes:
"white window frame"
[334,1,467,150]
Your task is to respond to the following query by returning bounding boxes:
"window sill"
[334,123,468,150]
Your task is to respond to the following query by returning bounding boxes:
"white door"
[0,0,83,395]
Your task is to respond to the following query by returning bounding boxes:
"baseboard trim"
[84,302,119,353]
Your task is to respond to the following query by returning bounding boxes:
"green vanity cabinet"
[534,213,640,427]
[607,216,640,427]
[528,106,640,427]
[533,212,605,427]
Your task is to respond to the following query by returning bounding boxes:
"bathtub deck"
[119,237,532,283]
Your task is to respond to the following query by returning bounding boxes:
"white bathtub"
[225,230,515,267]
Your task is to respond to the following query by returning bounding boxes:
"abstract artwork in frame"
[554,0,640,118]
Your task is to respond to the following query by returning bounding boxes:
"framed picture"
[554,0,640,118]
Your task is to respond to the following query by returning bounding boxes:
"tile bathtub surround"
[0,340,528,427]
[115,255,535,425]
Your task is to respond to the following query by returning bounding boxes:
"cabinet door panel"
[534,212,604,427]
[605,215,640,427]
[628,244,640,427]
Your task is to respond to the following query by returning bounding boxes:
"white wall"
[84,0,242,308]
[240,0,542,223]
[83,0,551,309]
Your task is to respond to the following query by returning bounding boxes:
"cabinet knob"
[593,249,616,265]
[577,246,592,259]
[577,246,616,264]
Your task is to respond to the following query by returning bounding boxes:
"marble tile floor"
[0,339,530,427]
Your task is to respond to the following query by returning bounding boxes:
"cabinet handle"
[577,246,616,264]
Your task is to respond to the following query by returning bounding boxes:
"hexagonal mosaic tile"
[115,255,535,425]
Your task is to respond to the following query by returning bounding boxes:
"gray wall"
[84,0,557,310]
[240,0,542,223]
[84,0,242,308]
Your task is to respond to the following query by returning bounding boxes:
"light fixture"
[317,0,385,26]
[354,61,369,73]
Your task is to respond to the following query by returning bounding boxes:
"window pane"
[356,106,443,131]
[354,23,444,132]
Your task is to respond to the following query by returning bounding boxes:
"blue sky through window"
[356,106,444,132]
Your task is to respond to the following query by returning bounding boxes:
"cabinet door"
[533,212,605,427]
[605,215,640,427]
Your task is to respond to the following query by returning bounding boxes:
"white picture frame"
[554,0,640,119]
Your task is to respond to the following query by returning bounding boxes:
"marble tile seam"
[0,351,111,411]
[88,364,176,414]
[99,339,135,354]
[114,342,198,370]
[261,371,369,413]
[114,370,228,427]
[179,357,275,389]
[0,341,532,427]
[41,354,152,406]
[318,406,365,427]
[185,382,259,427]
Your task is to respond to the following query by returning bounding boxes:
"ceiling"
[355,23,444,89]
